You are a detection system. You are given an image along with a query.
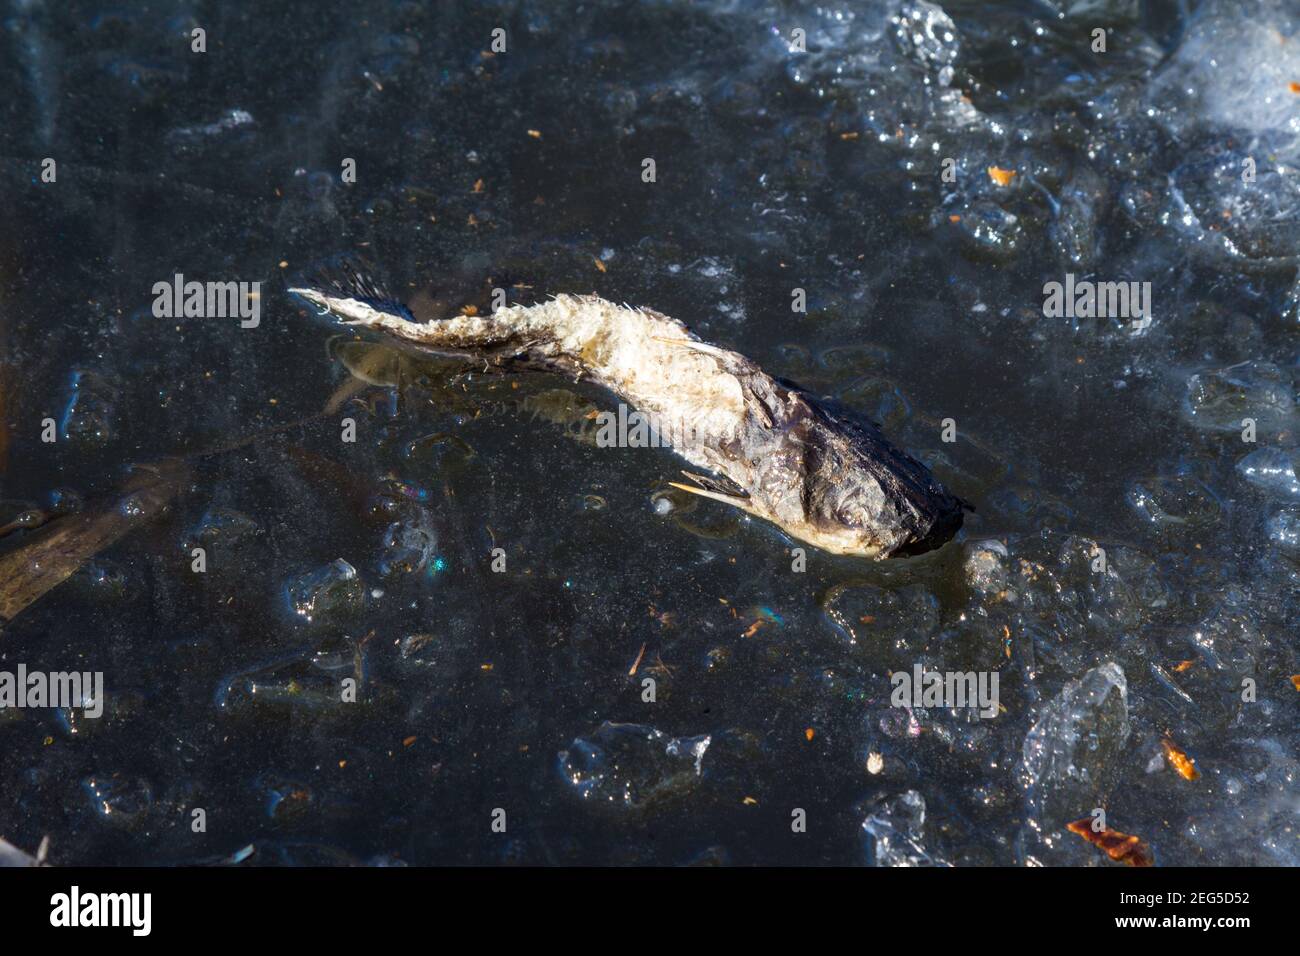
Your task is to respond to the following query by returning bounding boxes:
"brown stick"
[0,364,370,627]
[0,460,188,624]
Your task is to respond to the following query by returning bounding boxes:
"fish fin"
[652,336,776,426]
[652,335,775,427]
[680,470,749,499]
[291,257,414,322]
[650,336,731,360]
[667,481,752,511]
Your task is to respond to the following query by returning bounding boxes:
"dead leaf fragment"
[987,165,1016,186]
[1162,737,1200,780]
[1066,818,1153,867]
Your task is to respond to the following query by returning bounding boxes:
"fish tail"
[289,257,415,322]
[289,258,514,352]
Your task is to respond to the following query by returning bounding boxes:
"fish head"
[797,467,965,559]
[749,404,966,559]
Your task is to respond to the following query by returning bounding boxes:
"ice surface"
[1125,472,1222,530]
[558,722,711,812]
[284,559,366,625]
[862,790,949,867]
[2,0,1297,866]
[1150,5,1300,158]
[1237,447,1300,499]
[1020,663,1131,829]
[81,773,154,830]
[1264,508,1300,554]
[1184,362,1295,433]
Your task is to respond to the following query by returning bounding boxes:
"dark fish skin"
[290,267,966,559]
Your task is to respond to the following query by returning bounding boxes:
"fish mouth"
[888,499,968,558]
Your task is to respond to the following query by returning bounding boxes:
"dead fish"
[290,265,966,558]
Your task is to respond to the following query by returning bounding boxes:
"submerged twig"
[0,372,364,629]
[0,459,188,626]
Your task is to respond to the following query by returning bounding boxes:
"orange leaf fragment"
[594,257,607,273]
[1066,818,1153,867]
[1289,81,1300,94]
[1172,659,1195,673]
[1291,675,1300,691]
[987,165,1016,186]
[1162,737,1200,780]
[804,728,815,742]
[628,643,646,677]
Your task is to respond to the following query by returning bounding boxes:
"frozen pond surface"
[0,0,1296,865]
